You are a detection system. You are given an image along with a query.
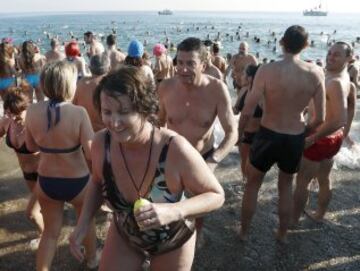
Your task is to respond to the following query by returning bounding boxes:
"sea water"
[0,11,359,168]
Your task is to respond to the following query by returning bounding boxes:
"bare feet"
[274,229,288,244]
[238,227,248,241]
[304,209,324,223]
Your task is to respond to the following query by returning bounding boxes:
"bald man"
[226,41,258,90]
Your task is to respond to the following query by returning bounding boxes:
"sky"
[1,0,360,13]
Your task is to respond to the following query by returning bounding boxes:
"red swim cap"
[153,43,166,57]
[65,41,80,57]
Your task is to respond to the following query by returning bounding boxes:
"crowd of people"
[0,24,357,270]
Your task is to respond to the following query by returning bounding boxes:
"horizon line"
[1,10,356,14]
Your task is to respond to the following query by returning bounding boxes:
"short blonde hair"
[42,61,77,101]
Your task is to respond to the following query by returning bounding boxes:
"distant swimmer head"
[153,43,166,57]
[90,53,110,76]
[127,40,144,58]
[280,25,308,55]
[65,41,80,58]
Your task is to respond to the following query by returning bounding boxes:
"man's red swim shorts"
[303,129,344,162]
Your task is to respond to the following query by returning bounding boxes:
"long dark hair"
[22,41,36,70]
[245,64,261,90]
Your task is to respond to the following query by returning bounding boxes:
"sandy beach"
[0,138,359,270]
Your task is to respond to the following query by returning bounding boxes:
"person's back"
[45,39,65,63]
[212,55,226,74]
[238,25,326,243]
[73,54,110,132]
[153,44,174,82]
[154,54,174,80]
[106,34,125,71]
[204,61,223,80]
[260,59,324,134]
[211,43,226,74]
[25,61,97,271]
[46,50,65,63]
[26,62,93,178]
[107,48,125,71]
[26,101,90,176]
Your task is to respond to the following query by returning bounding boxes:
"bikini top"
[5,123,35,154]
[236,90,263,118]
[38,99,81,154]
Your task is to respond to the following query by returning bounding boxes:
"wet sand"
[0,142,359,270]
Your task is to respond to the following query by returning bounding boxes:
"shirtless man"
[226,41,258,89]
[293,42,353,225]
[84,31,105,58]
[211,43,227,76]
[158,37,237,171]
[238,25,326,242]
[73,54,110,132]
[45,38,65,63]
[106,34,125,71]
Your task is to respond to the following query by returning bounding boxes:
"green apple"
[133,198,151,212]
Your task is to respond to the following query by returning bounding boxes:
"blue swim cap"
[127,40,144,58]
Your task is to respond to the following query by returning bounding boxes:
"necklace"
[119,125,155,199]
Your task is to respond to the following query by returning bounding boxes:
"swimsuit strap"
[38,144,81,154]
[237,89,248,112]
[102,131,132,212]
[47,99,61,131]
[158,136,175,164]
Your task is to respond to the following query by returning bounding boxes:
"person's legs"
[70,181,97,267]
[277,170,294,242]
[240,162,266,240]
[239,143,250,180]
[35,184,64,271]
[150,232,196,271]
[292,157,319,225]
[25,180,44,234]
[310,158,334,221]
[99,222,145,271]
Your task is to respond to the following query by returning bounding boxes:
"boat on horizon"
[158,9,173,15]
[303,2,328,16]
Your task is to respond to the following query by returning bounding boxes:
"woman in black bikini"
[233,64,262,180]
[0,85,43,243]
[25,61,98,270]
[70,66,224,271]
